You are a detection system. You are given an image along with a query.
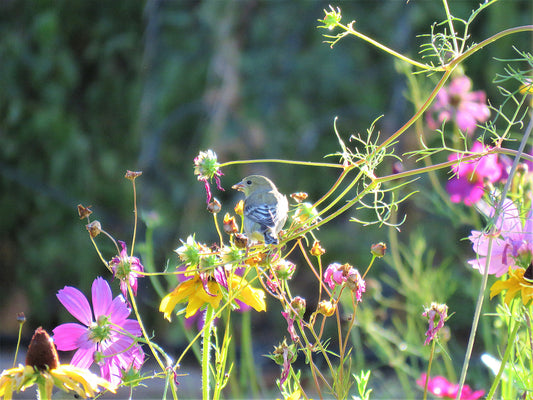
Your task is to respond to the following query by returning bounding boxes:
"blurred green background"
[0,0,531,393]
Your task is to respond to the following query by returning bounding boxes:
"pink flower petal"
[108,295,131,324]
[57,286,93,326]
[92,277,113,318]
[52,323,87,351]
[71,346,96,369]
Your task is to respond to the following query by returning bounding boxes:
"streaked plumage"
[232,175,288,245]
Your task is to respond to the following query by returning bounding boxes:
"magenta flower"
[422,303,448,345]
[53,277,144,386]
[426,75,490,135]
[446,142,503,205]
[468,199,533,277]
[416,373,485,399]
[109,240,144,299]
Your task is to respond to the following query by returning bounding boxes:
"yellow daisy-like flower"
[227,274,266,312]
[0,327,114,400]
[0,364,115,399]
[159,273,267,321]
[490,266,533,306]
[160,275,222,320]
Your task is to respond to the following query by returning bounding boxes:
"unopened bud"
[290,296,306,319]
[234,200,244,216]
[310,240,325,256]
[371,242,387,257]
[317,300,336,317]
[207,198,222,214]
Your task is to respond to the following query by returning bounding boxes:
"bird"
[232,175,289,245]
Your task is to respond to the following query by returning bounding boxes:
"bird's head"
[232,175,276,195]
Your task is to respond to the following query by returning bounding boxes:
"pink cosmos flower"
[416,373,485,400]
[468,199,533,277]
[426,75,490,135]
[109,240,144,299]
[446,142,503,205]
[53,277,144,386]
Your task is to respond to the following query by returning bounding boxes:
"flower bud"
[317,300,336,317]
[371,242,387,257]
[290,192,308,203]
[234,200,244,216]
[207,198,222,214]
[125,170,143,181]
[310,240,325,256]
[223,213,239,234]
[290,296,306,319]
[272,259,296,281]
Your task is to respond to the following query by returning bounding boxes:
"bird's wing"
[244,202,278,228]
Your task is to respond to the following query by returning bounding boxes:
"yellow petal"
[228,275,266,312]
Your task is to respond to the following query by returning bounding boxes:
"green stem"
[202,305,214,400]
[485,321,520,400]
[219,158,344,169]
[423,341,437,400]
[336,22,434,71]
[441,0,459,55]
[240,310,260,396]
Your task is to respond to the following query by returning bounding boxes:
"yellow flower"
[0,328,114,400]
[490,266,533,306]
[227,274,266,312]
[160,275,222,320]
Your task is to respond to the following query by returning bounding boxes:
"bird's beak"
[232,181,245,191]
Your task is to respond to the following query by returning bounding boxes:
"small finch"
[232,175,289,245]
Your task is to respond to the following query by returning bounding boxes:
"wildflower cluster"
[2,2,532,400]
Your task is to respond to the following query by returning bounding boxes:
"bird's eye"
[246,180,252,185]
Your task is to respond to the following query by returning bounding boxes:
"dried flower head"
[193,150,224,203]
[207,198,222,214]
[223,213,239,234]
[86,221,102,238]
[124,170,143,181]
[290,192,308,203]
[77,204,93,220]
[422,302,448,345]
[371,242,387,257]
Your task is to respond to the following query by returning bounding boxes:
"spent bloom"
[109,240,144,299]
[269,339,298,385]
[52,277,144,386]
[324,263,365,301]
[426,75,490,135]
[193,149,224,203]
[446,142,503,205]
[416,373,485,399]
[0,327,115,399]
[468,199,533,277]
[422,302,448,345]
